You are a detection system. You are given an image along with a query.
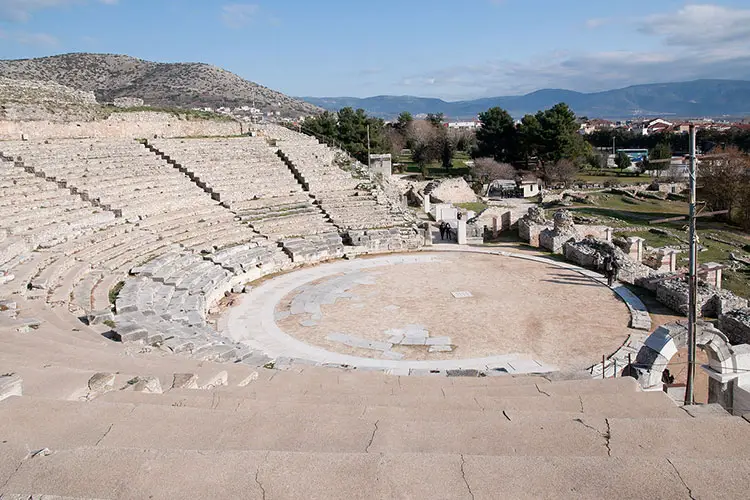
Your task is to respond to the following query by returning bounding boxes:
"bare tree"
[700,146,749,223]
[740,170,750,230]
[385,127,406,158]
[472,157,516,184]
[408,120,442,167]
[543,159,579,188]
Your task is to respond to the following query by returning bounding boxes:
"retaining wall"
[0,112,243,140]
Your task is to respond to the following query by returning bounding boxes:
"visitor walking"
[610,258,620,287]
[603,254,616,287]
[444,222,452,241]
[439,222,446,240]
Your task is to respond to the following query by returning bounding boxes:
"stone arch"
[632,321,735,392]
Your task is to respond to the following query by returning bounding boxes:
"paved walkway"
[220,247,650,375]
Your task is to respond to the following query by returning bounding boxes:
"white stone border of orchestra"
[218,246,650,376]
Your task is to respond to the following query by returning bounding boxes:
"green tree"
[300,111,338,143]
[397,111,413,131]
[585,150,607,170]
[301,107,389,164]
[648,142,672,177]
[615,151,632,171]
[426,113,445,127]
[517,114,542,166]
[475,107,517,162]
[533,103,586,164]
[440,133,455,169]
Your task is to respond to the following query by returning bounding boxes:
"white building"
[519,179,540,198]
[447,121,481,130]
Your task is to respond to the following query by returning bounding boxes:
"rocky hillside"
[0,77,101,121]
[0,53,321,118]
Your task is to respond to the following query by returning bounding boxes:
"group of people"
[438,221,455,241]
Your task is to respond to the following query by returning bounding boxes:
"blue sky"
[1,0,749,100]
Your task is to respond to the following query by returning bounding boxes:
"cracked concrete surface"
[459,454,475,500]
[667,458,696,500]
[365,420,379,453]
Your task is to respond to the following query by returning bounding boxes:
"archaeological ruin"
[2,118,750,498]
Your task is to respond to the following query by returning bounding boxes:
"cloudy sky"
[0,0,749,100]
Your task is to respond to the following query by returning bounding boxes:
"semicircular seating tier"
[0,138,268,318]
[0,134,423,339]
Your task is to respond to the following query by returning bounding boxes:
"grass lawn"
[395,152,472,177]
[455,202,489,213]
[577,174,653,185]
[401,161,470,176]
[562,191,750,298]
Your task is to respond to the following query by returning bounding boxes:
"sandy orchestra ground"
[275,253,632,370]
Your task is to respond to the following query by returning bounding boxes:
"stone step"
[3,395,724,457]
[4,448,744,500]
[95,386,686,420]
[175,368,639,399]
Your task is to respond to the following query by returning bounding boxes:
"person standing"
[610,258,620,286]
[439,222,446,240]
[603,254,615,287]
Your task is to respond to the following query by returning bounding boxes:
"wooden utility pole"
[367,124,371,167]
[685,124,698,406]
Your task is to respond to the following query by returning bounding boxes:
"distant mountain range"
[0,53,321,118]
[303,80,750,120]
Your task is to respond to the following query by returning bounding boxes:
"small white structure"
[432,203,458,222]
[457,218,467,245]
[369,154,392,178]
[519,180,540,198]
[701,262,724,289]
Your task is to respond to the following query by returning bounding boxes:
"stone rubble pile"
[539,209,578,254]
[518,206,551,246]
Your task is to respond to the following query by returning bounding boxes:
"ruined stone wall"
[562,237,656,285]
[427,178,477,204]
[656,279,748,317]
[719,309,750,345]
[577,225,610,241]
[344,227,424,255]
[0,111,242,140]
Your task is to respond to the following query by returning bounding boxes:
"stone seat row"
[112,245,298,361]
[4,168,217,226]
[106,231,372,362]
[278,233,345,264]
[249,214,335,239]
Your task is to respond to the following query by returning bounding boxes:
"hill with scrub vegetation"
[0,53,321,118]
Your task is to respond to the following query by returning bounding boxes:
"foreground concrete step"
[2,396,611,457]
[180,381,682,416]
[251,366,553,389]
[174,370,639,402]
[609,416,750,458]
[4,447,746,500]
[96,386,686,419]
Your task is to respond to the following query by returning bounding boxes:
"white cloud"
[0,28,59,46]
[585,18,609,29]
[221,3,259,29]
[394,3,750,99]
[0,0,117,22]
[638,4,750,46]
